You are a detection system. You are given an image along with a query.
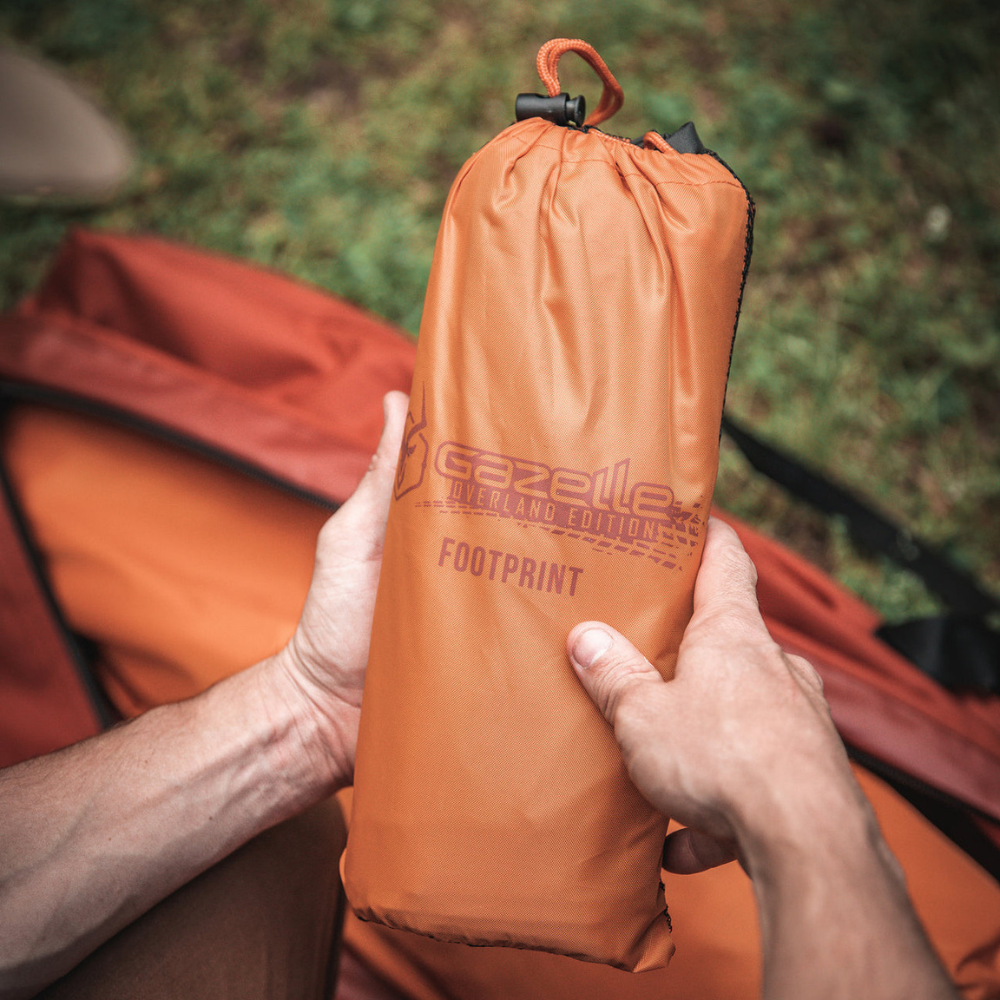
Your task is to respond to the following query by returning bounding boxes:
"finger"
[662,827,739,874]
[685,517,771,646]
[567,623,666,728]
[786,651,825,697]
[365,390,409,492]
[330,391,408,536]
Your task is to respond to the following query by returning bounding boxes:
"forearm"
[0,652,342,999]
[744,781,958,1000]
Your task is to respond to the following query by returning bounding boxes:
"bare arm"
[0,392,408,1000]
[567,518,958,1000]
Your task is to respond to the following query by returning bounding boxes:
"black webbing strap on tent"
[721,413,1000,695]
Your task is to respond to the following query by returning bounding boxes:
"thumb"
[662,826,739,875]
[567,623,667,730]
[328,390,408,544]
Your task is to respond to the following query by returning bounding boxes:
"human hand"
[270,391,408,789]
[567,517,866,878]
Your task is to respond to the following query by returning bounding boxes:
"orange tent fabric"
[3,404,329,716]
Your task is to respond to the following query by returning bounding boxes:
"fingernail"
[572,628,613,670]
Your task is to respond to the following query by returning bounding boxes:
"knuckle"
[717,543,759,591]
[603,672,658,734]
[684,604,770,650]
[787,653,825,694]
[590,660,643,720]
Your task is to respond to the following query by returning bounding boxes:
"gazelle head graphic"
[394,387,429,500]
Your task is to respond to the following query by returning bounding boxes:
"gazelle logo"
[433,441,697,548]
[393,390,429,500]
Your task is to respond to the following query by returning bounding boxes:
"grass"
[2,0,998,622]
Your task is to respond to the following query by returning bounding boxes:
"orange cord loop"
[642,131,672,153]
[536,39,624,127]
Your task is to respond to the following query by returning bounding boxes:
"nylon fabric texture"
[342,56,754,969]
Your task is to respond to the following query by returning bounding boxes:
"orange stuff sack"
[342,40,754,971]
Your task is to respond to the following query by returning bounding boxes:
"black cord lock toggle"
[515,92,586,127]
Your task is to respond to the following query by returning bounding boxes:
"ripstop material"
[340,94,754,968]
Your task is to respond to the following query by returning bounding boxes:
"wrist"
[253,646,357,797]
[736,765,914,958]
[735,771,957,1000]
[735,759,883,882]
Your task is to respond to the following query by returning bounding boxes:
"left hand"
[272,390,408,787]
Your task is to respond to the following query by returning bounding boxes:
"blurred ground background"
[1,0,998,622]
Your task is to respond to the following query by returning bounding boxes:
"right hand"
[567,518,867,877]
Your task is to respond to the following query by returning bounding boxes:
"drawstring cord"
[535,39,624,127]
[642,131,672,153]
